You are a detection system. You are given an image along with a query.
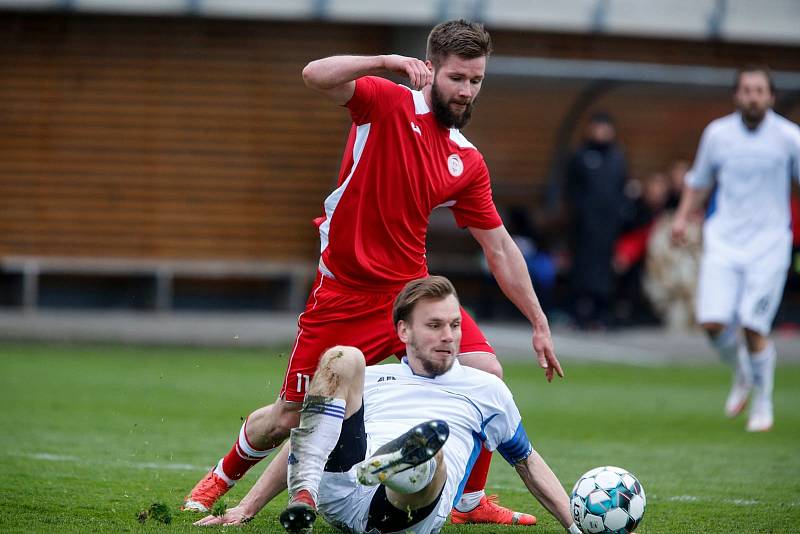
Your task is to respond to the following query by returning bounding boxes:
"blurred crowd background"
[1,0,799,334]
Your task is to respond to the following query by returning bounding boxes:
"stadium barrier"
[0,255,314,313]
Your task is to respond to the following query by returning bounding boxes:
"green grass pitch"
[1,342,799,533]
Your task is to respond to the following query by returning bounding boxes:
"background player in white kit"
[672,65,800,432]
[196,276,577,533]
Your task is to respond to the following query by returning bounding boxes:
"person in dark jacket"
[565,112,629,329]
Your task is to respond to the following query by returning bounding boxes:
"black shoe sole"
[360,419,449,484]
[279,503,316,534]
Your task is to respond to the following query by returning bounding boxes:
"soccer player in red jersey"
[185,20,563,527]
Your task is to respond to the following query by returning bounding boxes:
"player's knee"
[700,322,726,338]
[273,400,302,436]
[743,328,768,353]
[245,400,299,444]
[318,345,365,381]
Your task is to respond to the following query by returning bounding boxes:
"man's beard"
[740,103,768,129]
[431,81,474,129]
[408,340,456,377]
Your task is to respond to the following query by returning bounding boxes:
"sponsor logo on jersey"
[377,376,397,382]
[410,121,422,136]
[447,153,463,177]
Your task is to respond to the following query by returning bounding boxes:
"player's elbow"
[301,63,315,88]
[302,61,326,90]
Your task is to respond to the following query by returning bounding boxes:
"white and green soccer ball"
[570,466,646,534]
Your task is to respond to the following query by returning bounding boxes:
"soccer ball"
[570,466,645,534]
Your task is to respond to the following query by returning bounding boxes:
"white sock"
[212,459,236,486]
[750,342,776,399]
[734,343,754,387]
[710,325,739,367]
[455,490,485,512]
[383,457,437,494]
[287,395,346,502]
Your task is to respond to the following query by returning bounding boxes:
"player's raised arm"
[302,54,432,105]
[469,225,564,381]
[513,450,576,532]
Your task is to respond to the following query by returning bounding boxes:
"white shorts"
[696,248,790,335]
[316,404,448,534]
[317,468,448,534]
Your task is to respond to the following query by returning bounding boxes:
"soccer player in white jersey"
[672,66,800,432]
[195,276,578,533]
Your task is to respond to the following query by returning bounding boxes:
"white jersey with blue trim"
[363,358,532,511]
[686,109,800,263]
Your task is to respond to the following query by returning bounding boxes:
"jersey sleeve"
[686,123,717,189]
[481,379,533,465]
[450,159,503,230]
[346,76,408,125]
[790,123,800,183]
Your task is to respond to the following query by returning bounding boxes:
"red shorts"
[280,272,494,402]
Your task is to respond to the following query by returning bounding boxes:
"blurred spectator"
[613,171,671,325]
[665,159,690,210]
[643,162,702,331]
[565,112,629,329]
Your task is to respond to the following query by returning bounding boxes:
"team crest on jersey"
[447,154,464,177]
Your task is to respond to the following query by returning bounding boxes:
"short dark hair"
[393,276,458,326]
[426,19,493,68]
[589,111,614,125]
[734,65,775,94]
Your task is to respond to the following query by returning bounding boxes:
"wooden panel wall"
[0,15,383,261]
[0,14,798,262]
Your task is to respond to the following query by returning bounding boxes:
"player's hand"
[382,54,432,90]
[670,215,688,247]
[193,505,254,527]
[532,324,563,382]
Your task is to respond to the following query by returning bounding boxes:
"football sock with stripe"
[288,395,347,502]
[217,417,276,484]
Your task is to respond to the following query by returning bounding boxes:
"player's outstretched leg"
[281,346,365,533]
[356,419,449,487]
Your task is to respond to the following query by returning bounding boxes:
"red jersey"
[315,76,502,290]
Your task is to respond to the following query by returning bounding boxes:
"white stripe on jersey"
[410,88,430,114]
[319,123,371,254]
[449,128,476,149]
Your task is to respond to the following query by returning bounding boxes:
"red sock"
[463,445,492,494]
[218,418,274,481]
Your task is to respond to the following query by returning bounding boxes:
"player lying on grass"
[196,276,579,533]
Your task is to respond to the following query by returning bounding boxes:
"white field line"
[483,484,798,507]
[19,452,207,471]
[14,453,800,508]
